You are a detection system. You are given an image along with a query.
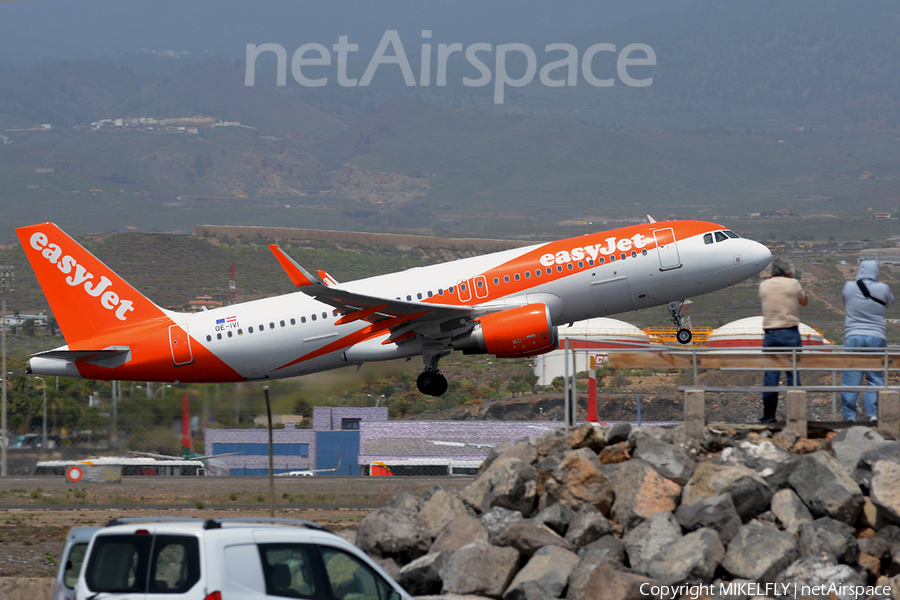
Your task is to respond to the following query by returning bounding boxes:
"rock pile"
[351,423,900,600]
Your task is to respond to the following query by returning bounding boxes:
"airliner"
[17,220,771,396]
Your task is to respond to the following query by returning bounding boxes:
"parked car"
[75,517,413,600]
[51,526,100,600]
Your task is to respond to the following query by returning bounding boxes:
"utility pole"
[0,266,13,477]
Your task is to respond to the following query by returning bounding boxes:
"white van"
[74,517,413,600]
[52,526,100,600]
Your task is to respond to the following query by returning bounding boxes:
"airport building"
[206,406,558,476]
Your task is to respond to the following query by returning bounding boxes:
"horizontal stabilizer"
[27,347,132,377]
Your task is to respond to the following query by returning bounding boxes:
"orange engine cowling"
[452,304,559,358]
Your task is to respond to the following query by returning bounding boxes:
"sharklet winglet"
[268,244,320,288]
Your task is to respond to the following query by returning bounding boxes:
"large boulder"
[564,503,614,549]
[493,522,571,556]
[544,448,615,514]
[645,528,725,585]
[632,435,696,485]
[770,488,814,535]
[418,488,469,538]
[397,552,446,596]
[356,507,431,563]
[430,513,489,555]
[797,518,859,565]
[674,492,742,545]
[601,459,682,530]
[502,545,580,600]
[853,441,900,492]
[831,426,886,475]
[531,502,575,536]
[682,462,773,522]
[440,542,520,598]
[870,460,900,524]
[773,554,865,600]
[788,452,864,525]
[480,507,525,543]
[571,564,662,600]
[460,456,539,516]
[722,523,799,584]
[622,511,683,575]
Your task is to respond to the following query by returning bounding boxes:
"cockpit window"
[724,230,739,239]
[703,233,713,245]
[715,231,728,242]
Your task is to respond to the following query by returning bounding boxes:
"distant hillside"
[114,60,346,139]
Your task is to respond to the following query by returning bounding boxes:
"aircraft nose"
[748,239,772,270]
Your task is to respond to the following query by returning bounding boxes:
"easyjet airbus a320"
[17,220,771,396]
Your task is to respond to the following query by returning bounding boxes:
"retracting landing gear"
[417,343,450,396]
[668,300,693,345]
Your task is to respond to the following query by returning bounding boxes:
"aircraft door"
[474,275,489,299]
[169,324,194,366]
[654,227,682,271]
[457,279,473,303]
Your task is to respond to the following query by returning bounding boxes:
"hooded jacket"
[843,260,893,339]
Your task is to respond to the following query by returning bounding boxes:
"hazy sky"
[0,0,693,65]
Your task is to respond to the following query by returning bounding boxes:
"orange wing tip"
[269,244,316,288]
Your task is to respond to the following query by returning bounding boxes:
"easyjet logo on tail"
[29,232,135,321]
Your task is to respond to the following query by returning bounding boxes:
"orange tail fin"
[16,223,166,345]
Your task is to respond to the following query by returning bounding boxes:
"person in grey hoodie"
[841,259,893,420]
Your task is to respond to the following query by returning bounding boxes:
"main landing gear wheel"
[676,328,693,344]
[417,371,448,397]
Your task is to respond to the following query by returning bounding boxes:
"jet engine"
[452,303,559,358]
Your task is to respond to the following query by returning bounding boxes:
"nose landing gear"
[668,300,693,345]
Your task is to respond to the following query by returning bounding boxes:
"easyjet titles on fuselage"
[539,233,649,267]
[28,231,135,321]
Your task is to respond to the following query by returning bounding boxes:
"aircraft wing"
[130,450,242,461]
[274,451,343,476]
[269,245,479,329]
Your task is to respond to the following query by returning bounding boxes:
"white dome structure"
[533,318,651,385]
[707,316,831,347]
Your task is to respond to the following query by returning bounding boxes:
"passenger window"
[280,320,285,327]
[64,543,89,588]
[631,251,636,258]
[578,261,584,268]
[427,291,433,297]
[258,543,323,599]
[149,536,201,594]
[715,231,728,242]
[514,273,520,281]
[217,333,222,340]
[620,253,626,260]
[504,276,510,283]
[546,267,552,275]
[556,265,563,272]
[599,257,605,264]
[228,331,233,338]
[448,286,454,294]
[85,535,150,593]
[406,295,411,301]
[249,327,254,333]
[417,293,422,299]
[567,263,573,270]
[320,546,393,600]
[206,335,211,342]
[312,314,317,321]
[259,324,264,331]
[476,281,483,289]
[270,322,275,329]
[493,277,500,284]
[525,271,531,279]
[301,317,306,324]
[322,312,327,319]
[704,233,713,244]
[535,269,541,277]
